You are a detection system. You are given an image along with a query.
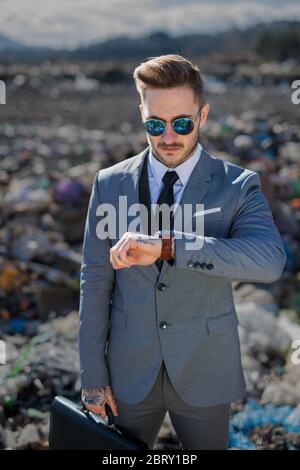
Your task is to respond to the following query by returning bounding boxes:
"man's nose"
[161,122,178,144]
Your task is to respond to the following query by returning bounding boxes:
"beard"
[150,127,200,168]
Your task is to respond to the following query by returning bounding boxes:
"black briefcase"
[49,396,149,450]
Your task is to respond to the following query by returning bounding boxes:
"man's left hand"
[109,232,162,269]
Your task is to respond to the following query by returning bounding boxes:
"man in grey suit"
[79,54,287,449]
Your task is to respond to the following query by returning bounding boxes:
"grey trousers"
[113,360,231,450]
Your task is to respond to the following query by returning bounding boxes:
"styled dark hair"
[133,54,204,105]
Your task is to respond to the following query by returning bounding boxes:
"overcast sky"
[0,0,299,49]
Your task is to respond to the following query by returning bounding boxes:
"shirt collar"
[148,142,202,187]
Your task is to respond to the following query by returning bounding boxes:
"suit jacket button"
[157,283,166,291]
[187,260,194,268]
[194,261,201,269]
[207,263,214,270]
[159,321,168,329]
[200,263,206,269]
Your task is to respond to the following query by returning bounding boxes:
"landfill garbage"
[229,427,257,450]
[0,312,80,449]
[53,178,84,205]
[236,301,291,354]
[230,400,300,449]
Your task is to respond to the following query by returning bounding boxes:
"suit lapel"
[120,146,151,235]
[174,148,213,233]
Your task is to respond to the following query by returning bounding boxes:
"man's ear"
[139,104,145,122]
[200,102,210,128]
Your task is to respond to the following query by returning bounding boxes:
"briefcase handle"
[80,395,115,426]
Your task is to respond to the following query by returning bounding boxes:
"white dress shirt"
[147,142,202,205]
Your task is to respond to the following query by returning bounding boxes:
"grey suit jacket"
[78,146,287,407]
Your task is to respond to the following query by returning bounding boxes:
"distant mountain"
[69,20,300,62]
[0,32,57,62]
[0,33,27,52]
[0,20,299,63]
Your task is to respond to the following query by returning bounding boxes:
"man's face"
[139,86,209,168]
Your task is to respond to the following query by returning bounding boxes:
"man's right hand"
[81,386,119,419]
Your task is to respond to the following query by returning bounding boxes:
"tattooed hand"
[110,232,162,269]
[81,386,119,418]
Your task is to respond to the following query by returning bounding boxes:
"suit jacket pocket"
[110,306,127,329]
[206,309,239,336]
[203,209,224,224]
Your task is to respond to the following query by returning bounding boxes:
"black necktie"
[155,170,179,271]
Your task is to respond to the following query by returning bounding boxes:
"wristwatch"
[155,230,175,261]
